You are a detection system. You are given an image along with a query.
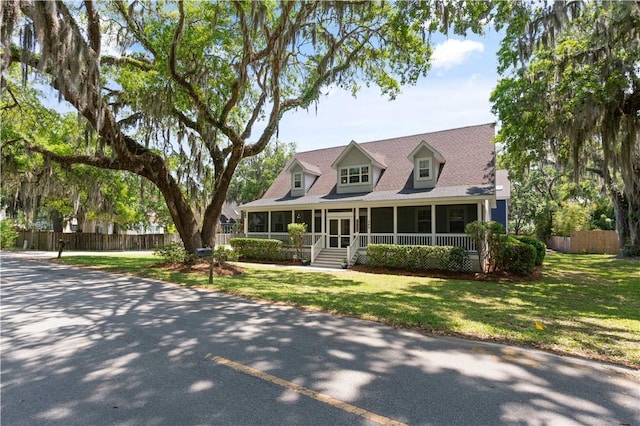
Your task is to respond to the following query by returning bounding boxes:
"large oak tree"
[1,1,489,254]
[492,1,640,251]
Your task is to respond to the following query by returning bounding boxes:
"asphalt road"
[1,251,638,425]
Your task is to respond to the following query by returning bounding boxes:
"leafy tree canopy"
[1,77,170,232]
[1,0,493,254]
[227,141,295,205]
[491,0,640,251]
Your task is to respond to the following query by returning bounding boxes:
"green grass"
[55,252,640,368]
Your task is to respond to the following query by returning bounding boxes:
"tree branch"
[84,1,101,56]
[24,139,125,172]
[101,55,154,71]
[167,2,237,149]
[112,0,157,57]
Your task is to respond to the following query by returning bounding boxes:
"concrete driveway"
[1,251,638,425]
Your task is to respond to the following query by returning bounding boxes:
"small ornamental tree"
[465,221,506,273]
[288,222,306,261]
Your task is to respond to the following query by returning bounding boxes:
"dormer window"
[339,165,369,185]
[286,158,321,196]
[417,158,431,180]
[293,172,302,189]
[408,141,444,189]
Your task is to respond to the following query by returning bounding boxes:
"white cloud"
[431,39,484,70]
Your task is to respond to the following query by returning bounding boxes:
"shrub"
[230,238,282,261]
[444,246,469,272]
[513,235,546,265]
[0,219,19,249]
[213,246,238,266]
[366,244,470,272]
[153,242,194,264]
[503,237,536,276]
[622,241,640,257]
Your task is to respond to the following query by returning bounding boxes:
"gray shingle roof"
[242,123,496,209]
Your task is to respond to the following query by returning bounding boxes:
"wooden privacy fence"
[547,230,619,254]
[16,231,181,251]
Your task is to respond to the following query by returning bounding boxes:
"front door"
[329,217,351,248]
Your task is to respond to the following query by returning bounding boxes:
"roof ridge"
[359,122,496,146]
[294,122,496,155]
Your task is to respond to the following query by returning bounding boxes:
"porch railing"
[267,232,290,244]
[397,234,433,246]
[435,234,475,251]
[245,232,475,252]
[346,235,360,265]
[311,234,324,263]
[368,234,394,245]
[362,233,474,251]
[303,233,315,246]
[247,232,270,240]
[244,232,318,245]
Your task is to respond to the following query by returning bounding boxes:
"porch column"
[367,207,371,243]
[352,208,356,239]
[393,206,398,244]
[311,209,315,234]
[243,211,248,235]
[268,211,272,239]
[292,209,295,224]
[477,202,483,224]
[484,200,491,223]
[431,205,437,246]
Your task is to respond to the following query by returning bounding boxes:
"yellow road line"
[206,354,408,426]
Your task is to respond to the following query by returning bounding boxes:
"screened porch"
[243,203,482,260]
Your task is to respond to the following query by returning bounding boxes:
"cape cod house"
[240,123,508,268]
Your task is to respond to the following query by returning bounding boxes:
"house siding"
[491,199,508,232]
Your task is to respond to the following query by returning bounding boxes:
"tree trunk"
[611,191,629,249]
[626,188,640,250]
[153,172,203,256]
[51,210,64,232]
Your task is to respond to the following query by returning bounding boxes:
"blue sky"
[42,29,503,155]
[276,30,503,153]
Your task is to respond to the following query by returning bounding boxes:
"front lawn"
[54,252,639,368]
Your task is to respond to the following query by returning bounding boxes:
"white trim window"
[339,165,369,185]
[417,157,431,180]
[293,172,302,189]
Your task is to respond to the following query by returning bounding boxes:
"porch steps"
[312,248,348,268]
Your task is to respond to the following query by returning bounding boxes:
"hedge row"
[230,238,283,261]
[366,244,470,272]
